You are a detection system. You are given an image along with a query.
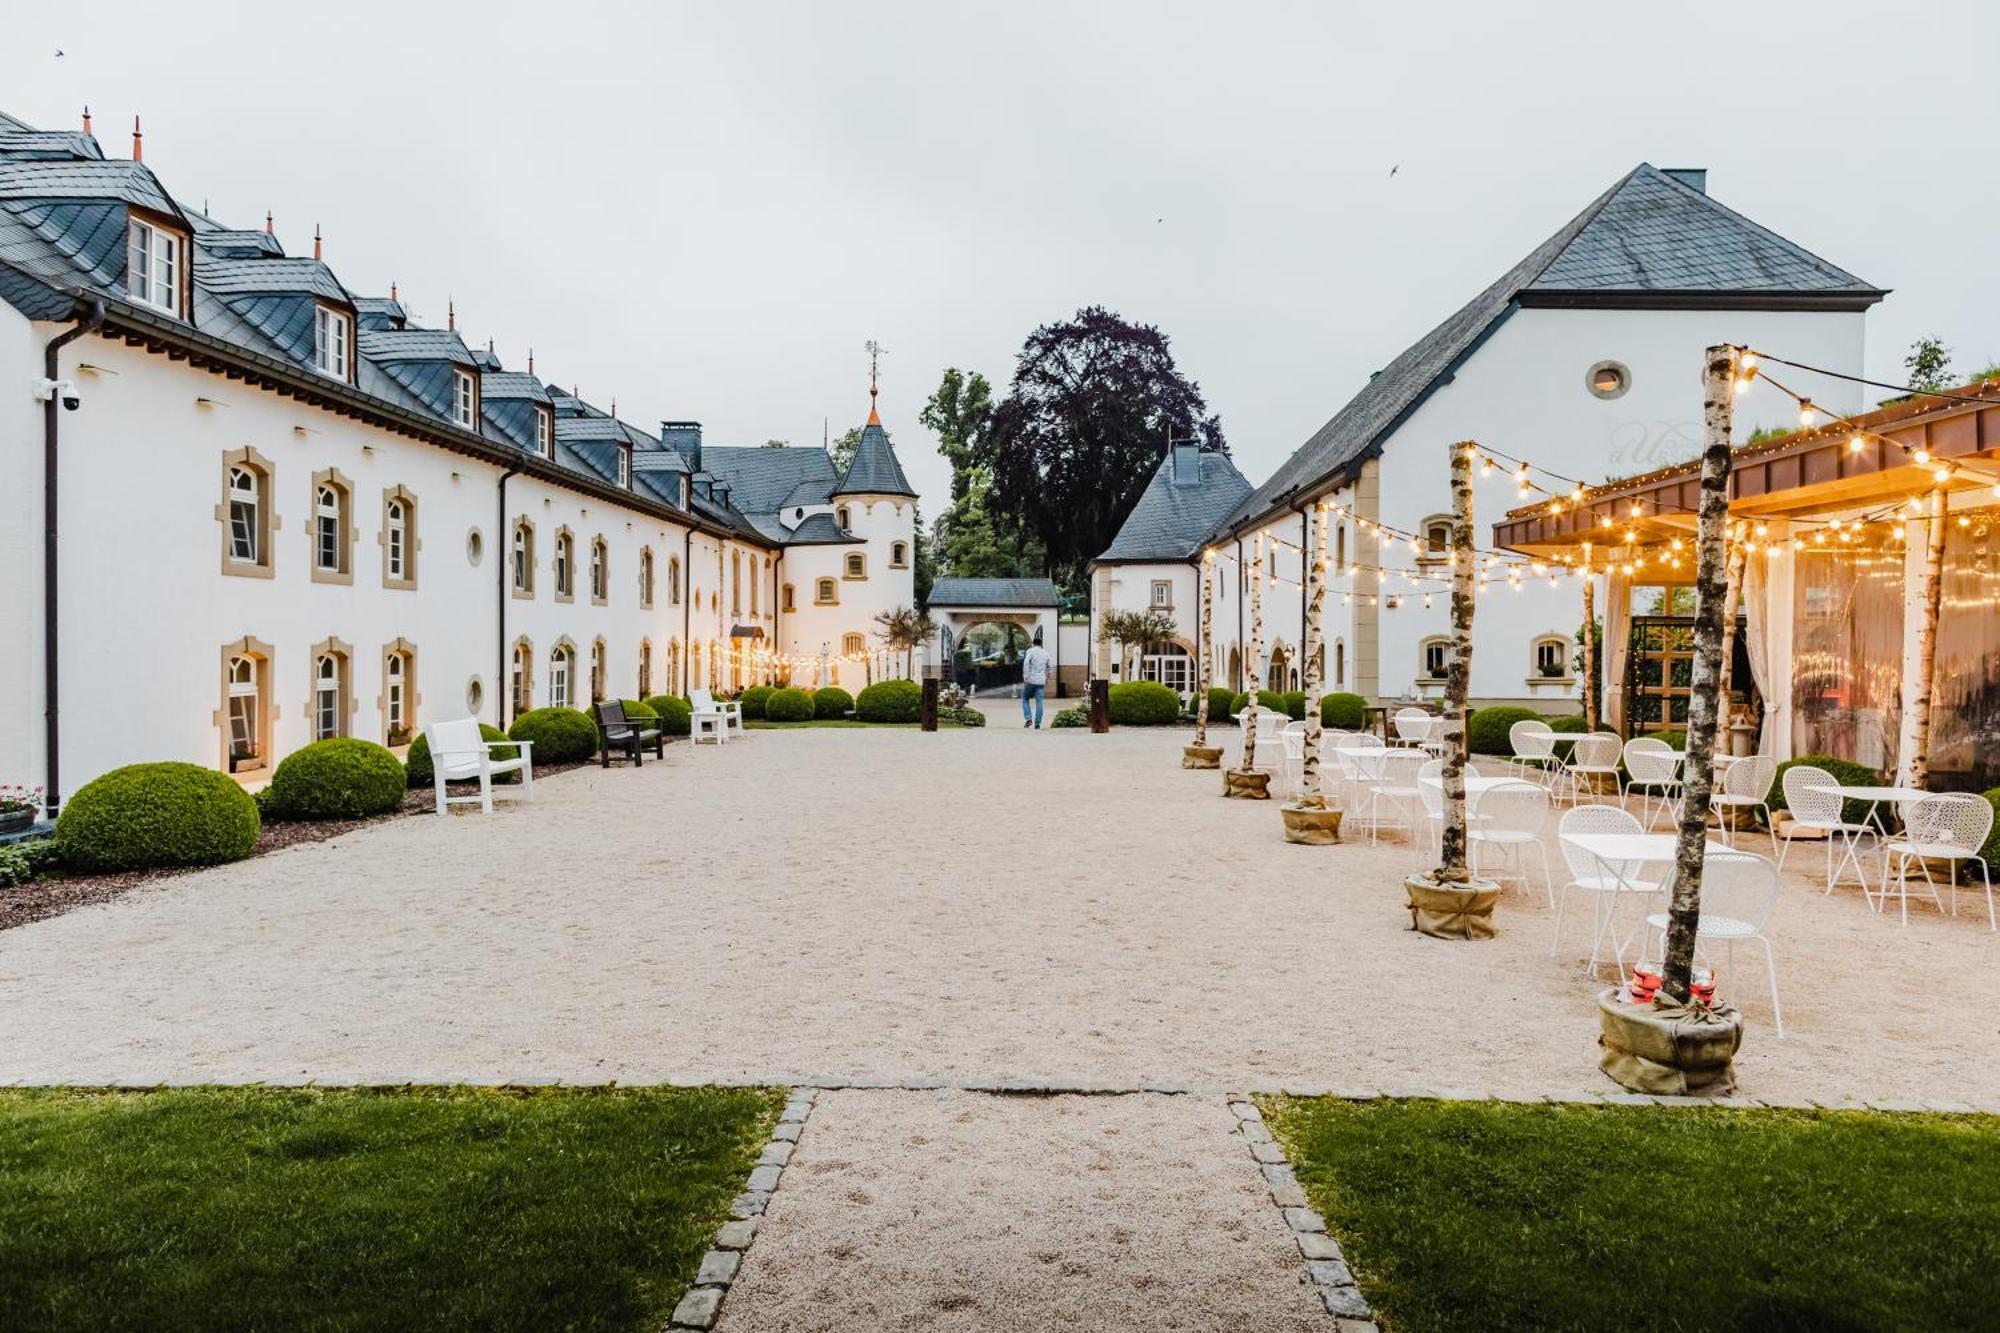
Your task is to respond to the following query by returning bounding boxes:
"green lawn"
[0,1085,779,1332]
[1262,1097,2000,1333]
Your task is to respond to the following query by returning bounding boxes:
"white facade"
[775,492,918,693]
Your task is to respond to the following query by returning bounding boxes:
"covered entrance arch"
[926,577,1062,694]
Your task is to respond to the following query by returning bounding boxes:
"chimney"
[527,347,534,375]
[81,106,92,135]
[389,279,397,302]
[661,420,703,473]
[447,299,456,331]
[266,211,275,235]
[313,225,322,261]
[1662,167,1707,194]
[131,115,142,162]
[1170,440,1203,488]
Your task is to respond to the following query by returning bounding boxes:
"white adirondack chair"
[689,689,743,744]
[425,718,533,814]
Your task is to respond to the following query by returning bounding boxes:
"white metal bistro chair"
[1777,765,1875,897]
[1509,718,1559,787]
[689,688,743,743]
[1416,758,1445,857]
[1558,732,1623,806]
[1641,851,1785,1037]
[1880,792,1996,929]
[1238,709,1287,775]
[1469,779,1554,904]
[1333,736,1386,823]
[1278,720,1310,798]
[1622,737,1682,831]
[1710,754,1778,856]
[424,718,534,815]
[1392,707,1434,749]
[1553,804,1659,976]
[1365,749,1429,845]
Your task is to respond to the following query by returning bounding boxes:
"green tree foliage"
[920,368,1046,584]
[1904,335,1953,394]
[982,306,1225,589]
[920,368,993,504]
[830,426,864,475]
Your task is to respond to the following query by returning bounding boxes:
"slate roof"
[193,228,284,259]
[1214,163,1885,540]
[701,445,839,514]
[927,577,1061,608]
[1098,449,1252,562]
[0,158,179,215]
[480,370,550,401]
[833,418,917,497]
[0,130,104,161]
[197,255,351,303]
[783,513,863,545]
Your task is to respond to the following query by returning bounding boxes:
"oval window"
[466,527,485,565]
[466,676,484,713]
[1587,360,1631,400]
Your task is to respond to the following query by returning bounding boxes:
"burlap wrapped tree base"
[1223,769,1271,800]
[1282,804,1343,844]
[1403,875,1500,939]
[1183,744,1224,769]
[1597,989,1744,1096]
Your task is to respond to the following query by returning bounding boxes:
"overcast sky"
[7,1,1996,512]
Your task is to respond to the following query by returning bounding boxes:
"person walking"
[1020,633,1052,729]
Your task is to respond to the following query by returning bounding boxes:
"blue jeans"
[1021,682,1046,725]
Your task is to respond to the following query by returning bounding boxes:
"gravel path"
[715,1089,1326,1332]
[0,721,1995,1103]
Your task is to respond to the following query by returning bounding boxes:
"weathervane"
[865,339,886,410]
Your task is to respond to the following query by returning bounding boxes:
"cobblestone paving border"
[666,1086,817,1331]
[1227,1094,1379,1331]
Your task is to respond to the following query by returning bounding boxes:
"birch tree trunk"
[1662,346,1739,1003]
[1298,504,1328,808]
[1909,480,1949,790]
[1434,442,1476,885]
[1195,553,1214,747]
[1581,542,1600,732]
[1243,536,1264,774]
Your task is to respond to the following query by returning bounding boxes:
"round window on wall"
[1587,360,1631,400]
[467,527,485,565]
[466,677,483,713]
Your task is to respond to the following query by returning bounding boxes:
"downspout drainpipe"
[1235,537,1246,690]
[772,548,783,683]
[1293,498,1310,687]
[682,528,694,691]
[41,297,106,819]
[496,464,520,729]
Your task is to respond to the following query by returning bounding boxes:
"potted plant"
[0,783,44,834]
[1404,442,1499,935]
[1282,510,1341,842]
[386,724,413,749]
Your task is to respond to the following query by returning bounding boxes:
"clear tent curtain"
[1790,547,1903,776]
[1741,552,1773,754]
[1922,518,2000,790]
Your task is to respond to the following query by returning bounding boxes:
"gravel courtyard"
[2,718,1996,1103]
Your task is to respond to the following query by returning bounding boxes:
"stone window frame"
[376,637,423,747]
[815,577,838,606]
[1416,514,1453,567]
[843,552,867,581]
[889,540,909,569]
[552,525,576,604]
[842,632,865,657]
[1531,632,1575,683]
[1333,637,1347,690]
[731,551,743,616]
[511,635,535,716]
[589,534,609,606]
[835,504,851,533]
[782,583,796,613]
[379,485,421,590]
[638,638,654,698]
[668,638,683,692]
[590,636,608,703]
[1150,579,1173,610]
[639,546,655,610]
[750,555,760,616]
[308,468,357,586]
[668,555,682,606]
[1587,359,1632,400]
[511,517,536,599]
[217,447,279,579]
[306,636,356,740]
[549,636,578,708]
[213,636,276,773]
[1417,634,1452,685]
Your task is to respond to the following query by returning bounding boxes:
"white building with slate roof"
[1092,164,1883,712]
[0,108,916,812]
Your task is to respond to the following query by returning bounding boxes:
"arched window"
[691,641,703,689]
[639,548,655,608]
[554,531,574,599]
[845,552,866,579]
[1533,634,1571,679]
[835,505,851,532]
[1419,636,1451,681]
[668,639,681,692]
[226,652,262,769]
[1140,641,1193,694]
[550,642,574,707]
[590,537,608,604]
[782,583,795,612]
[1335,523,1347,573]
[1420,516,1452,561]
[313,480,349,576]
[815,577,837,605]
[1334,639,1347,689]
[590,639,607,701]
[384,647,414,742]
[750,556,760,615]
[512,521,535,595]
[668,556,681,605]
[385,497,409,582]
[638,640,653,697]
[512,639,533,716]
[313,650,346,740]
[731,551,742,615]
[226,464,264,566]
[890,541,909,568]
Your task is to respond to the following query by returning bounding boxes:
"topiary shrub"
[1205,687,1236,723]
[740,685,774,720]
[942,706,986,727]
[1467,706,1542,755]
[1548,714,1590,733]
[406,724,519,788]
[0,838,59,889]
[1108,680,1181,725]
[1231,691,1251,717]
[643,695,693,736]
[1981,789,2000,877]
[1274,690,1308,721]
[267,738,406,820]
[1051,705,1090,728]
[55,761,260,872]
[856,679,923,723]
[507,706,599,764]
[813,686,854,720]
[765,687,815,722]
[1320,692,1367,729]
[1772,755,1882,825]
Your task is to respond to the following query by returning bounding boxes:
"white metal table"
[1557,833,1734,978]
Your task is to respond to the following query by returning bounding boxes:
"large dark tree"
[982,306,1225,589]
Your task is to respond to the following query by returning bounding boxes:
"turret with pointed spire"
[833,340,917,499]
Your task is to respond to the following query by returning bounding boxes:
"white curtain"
[1741,553,1774,754]
[1603,570,1630,734]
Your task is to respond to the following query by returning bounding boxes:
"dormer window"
[535,407,553,460]
[453,370,476,428]
[313,306,351,379]
[126,217,181,314]
[618,446,631,489]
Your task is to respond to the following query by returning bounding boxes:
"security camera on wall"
[33,377,81,410]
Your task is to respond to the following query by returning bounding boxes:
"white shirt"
[1021,645,1052,685]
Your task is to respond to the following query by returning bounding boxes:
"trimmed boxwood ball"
[1274,690,1308,721]
[740,685,775,720]
[56,761,260,872]
[1205,687,1237,723]
[1320,692,1367,729]
[1050,705,1090,728]
[765,687,815,722]
[942,705,986,727]
[1108,680,1181,725]
[1467,706,1542,755]
[1772,755,1882,826]
[507,706,599,764]
[268,738,406,819]
[405,723,519,788]
[642,695,693,736]
[856,679,923,723]
[813,686,854,720]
